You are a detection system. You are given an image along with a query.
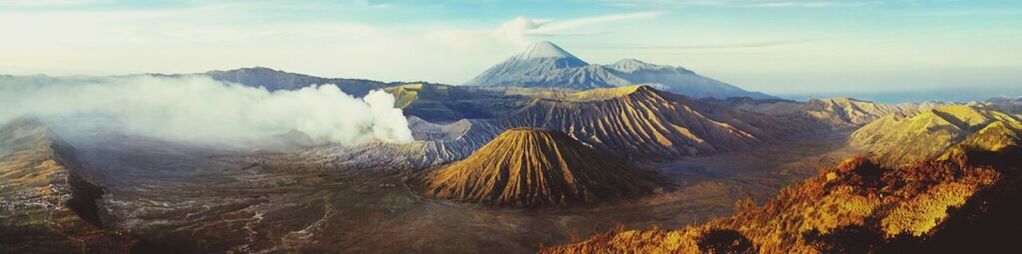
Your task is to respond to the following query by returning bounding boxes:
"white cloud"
[0,76,413,145]
[491,12,665,46]
[0,6,664,84]
[744,1,870,8]
[0,0,108,7]
[597,0,877,8]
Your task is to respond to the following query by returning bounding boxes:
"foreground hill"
[465,41,773,99]
[851,105,1022,166]
[410,128,658,207]
[545,144,1022,253]
[0,118,137,253]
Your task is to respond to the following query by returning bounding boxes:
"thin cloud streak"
[597,0,879,8]
[492,11,665,46]
[574,39,817,49]
[744,1,872,8]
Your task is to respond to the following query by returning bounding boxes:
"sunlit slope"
[411,128,658,207]
[729,97,937,128]
[851,105,1022,166]
[0,118,136,253]
[482,85,810,159]
[800,98,932,127]
[545,145,1022,253]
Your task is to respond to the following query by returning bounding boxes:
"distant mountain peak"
[608,58,672,72]
[611,58,648,65]
[238,66,277,71]
[514,41,580,60]
[465,41,774,99]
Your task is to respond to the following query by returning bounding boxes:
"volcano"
[411,128,658,208]
[465,41,774,99]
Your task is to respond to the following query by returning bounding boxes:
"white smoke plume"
[0,75,413,145]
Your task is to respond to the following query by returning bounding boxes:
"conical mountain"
[465,41,774,99]
[511,41,586,63]
[411,128,658,208]
[465,41,613,89]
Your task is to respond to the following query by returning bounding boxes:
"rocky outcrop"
[0,118,137,253]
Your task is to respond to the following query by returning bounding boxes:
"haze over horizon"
[2,0,1019,101]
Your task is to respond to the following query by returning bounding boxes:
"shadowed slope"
[383,83,533,122]
[201,67,393,96]
[412,128,658,208]
[0,118,137,253]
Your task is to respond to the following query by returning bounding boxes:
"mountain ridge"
[851,105,1022,166]
[465,41,775,99]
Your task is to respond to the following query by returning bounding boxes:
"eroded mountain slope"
[0,118,137,253]
[726,97,937,128]
[481,85,813,159]
[332,85,815,170]
[411,128,659,207]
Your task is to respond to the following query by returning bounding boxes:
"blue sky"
[1,0,1020,101]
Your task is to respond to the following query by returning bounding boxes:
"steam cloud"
[0,75,413,145]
